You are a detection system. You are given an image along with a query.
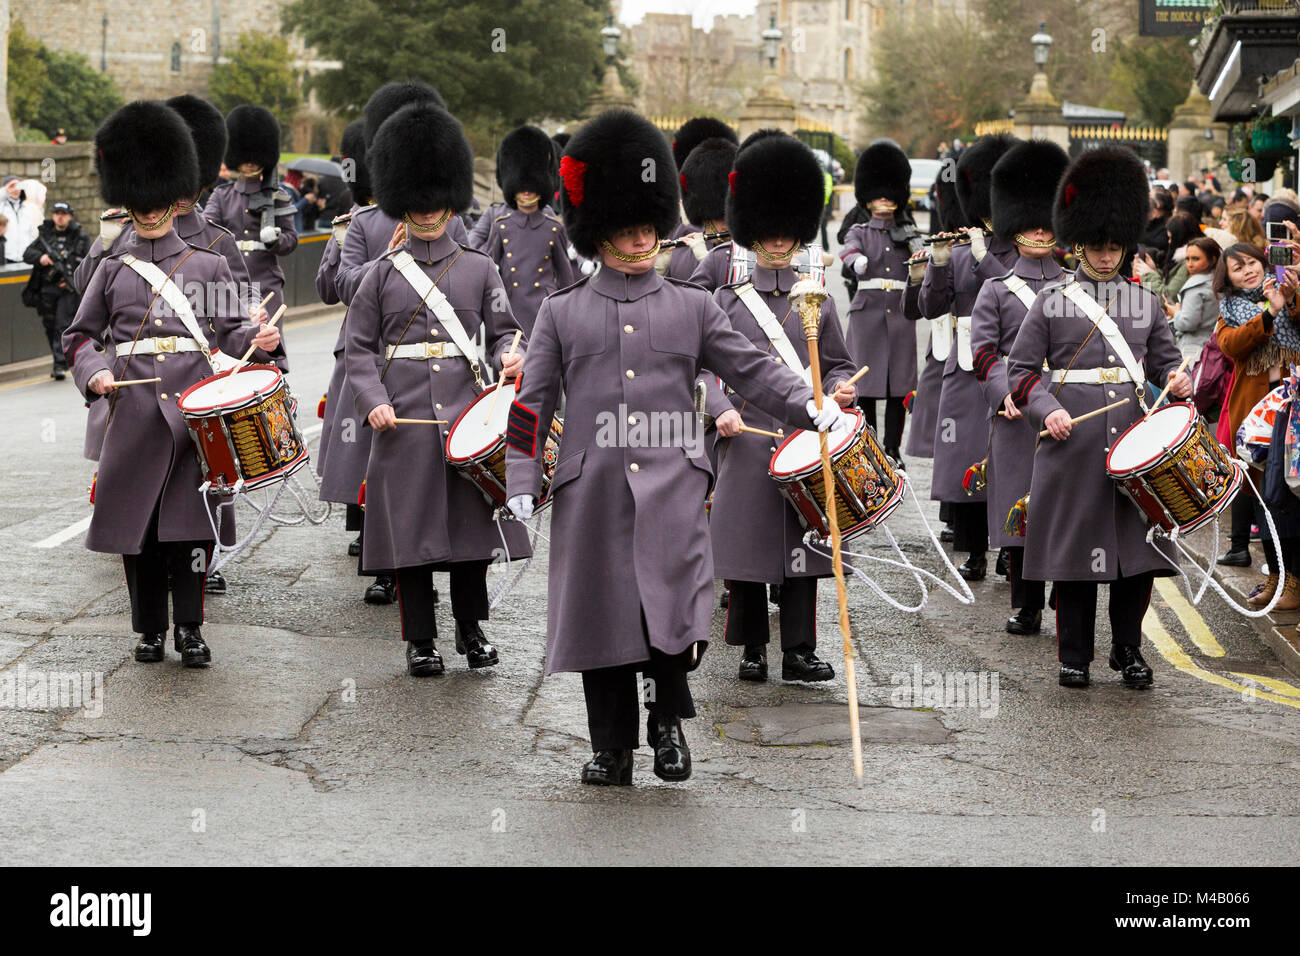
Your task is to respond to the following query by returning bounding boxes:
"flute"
[659,231,730,250]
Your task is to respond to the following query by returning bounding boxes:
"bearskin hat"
[671,116,738,171]
[363,80,445,147]
[955,134,1016,227]
[224,105,281,184]
[726,132,824,248]
[680,137,736,227]
[164,94,226,189]
[933,166,971,232]
[1053,146,1148,249]
[497,126,557,210]
[95,101,199,210]
[370,103,473,220]
[339,119,371,206]
[991,139,1069,241]
[558,109,679,259]
[854,138,910,209]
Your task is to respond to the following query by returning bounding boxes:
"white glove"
[685,233,708,262]
[99,214,122,243]
[260,225,281,245]
[579,258,597,276]
[331,221,348,247]
[930,241,952,267]
[806,399,845,432]
[507,494,535,521]
[908,258,927,283]
[968,228,987,263]
[852,255,869,275]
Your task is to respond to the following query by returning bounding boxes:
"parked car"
[909,157,943,211]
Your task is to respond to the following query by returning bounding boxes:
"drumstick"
[793,278,864,784]
[738,424,784,440]
[252,291,274,316]
[109,377,162,387]
[1038,396,1130,438]
[1143,353,1194,420]
[220,304,287,392]
[843,365,870,389]
[484,330,523,425]
[393,418,449,425]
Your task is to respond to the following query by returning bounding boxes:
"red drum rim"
[768,408,865,480]
[1105,401,1198,479]
[445,382,511,464]
[178,364,284,415]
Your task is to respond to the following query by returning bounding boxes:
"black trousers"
[355,512,393,579]
[1230,490,1254,552]
[949,500,988,555]
[1053,572,1154,666]
[1007,546,1045,611]
[394,559,489,644]
[121,508,211,633]
[858,396,905,450]
[582,648,696,751]
[345,503,364,533]
[723,576,816,651]
[38,290,77,366]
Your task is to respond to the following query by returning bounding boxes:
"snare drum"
[178,365,308,494]
[1106,401,1242,534]
[768,409,905,543]
[445,381,563,512]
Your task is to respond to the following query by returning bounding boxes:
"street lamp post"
[1021,20,1058,109]
[1031,21,1052,72]
[586,9,634,118]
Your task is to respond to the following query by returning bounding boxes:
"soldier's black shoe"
[719,587,729,608]
[1216,549,1250,568]
[1058,664,1089,688]
[768,583,781,605]
[939,527,955,542]
[887,447,905,472]
[204,570,227,594]
[364,575,396,605]
[581,749,633,786]
[133,632,166,663]
[51,364,67,381]
[995,549,1010,578]
[647,715,691,781]
[958,554,987,581]
[782,649,835,682]
[738,646,767,681]
[405,641,444,677]
[1006,608,1042,635]
[454,621,498,668]
[347,535,361,557]
[1109,645,1153,688]
[175,625,210,667]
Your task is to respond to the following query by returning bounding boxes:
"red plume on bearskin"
[559,156,587,207]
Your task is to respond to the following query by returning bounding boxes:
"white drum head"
[770,410,862,478]
[447,381,516,461]
[1109,402,1194,474]
[180,367,282,413]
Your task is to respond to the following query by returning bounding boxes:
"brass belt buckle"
[1100,367,1119,383]
[424,341,445,359]
[156,336,177,353]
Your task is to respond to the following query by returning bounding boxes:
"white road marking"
[33,515,92,549]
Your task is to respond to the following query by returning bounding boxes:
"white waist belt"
[859,278,902,292]
[236,240,265,251]
[1050,367,1134,384]
[116,336,203,356]
[385,341,465,360]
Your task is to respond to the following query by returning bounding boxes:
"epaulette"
[352,204,380,219]
[665,275,713,296]
[548,274,592,300]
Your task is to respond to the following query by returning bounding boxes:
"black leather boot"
[454,621,499,668]
[405,640,444,677]
[958,554,987,581]
[1109,644,1153,688]
[204,570,227,594]
[1005,608,1042,635]
[133,632,166,663]
[1058,664,1089,688]
[647,714,691,781]
[581,749,633,786]
[782,649,834,682]
[347,535,362,557]
[364,574,397,605]
[175,625,210,667]
[738,645,767,681]
[995,549,1010,578]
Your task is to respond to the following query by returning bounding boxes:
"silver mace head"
[789,276,828,337]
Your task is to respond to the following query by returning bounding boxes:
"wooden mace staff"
[791,276,864,783]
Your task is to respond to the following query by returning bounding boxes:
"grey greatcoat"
[334,204,468,307]
[839,217,916,398]
[312,206,348,482]
[903,278,942,459]
[687,241,736,293]
[970,253,1063,547]
[665,231,725,283]
[344,232,530,570]
[61,228,283,554]
[921,236,1018,502]
[504,267,818,674]
[483,206,576,336]
[705,266,856,583]
[1007,268,1183,582]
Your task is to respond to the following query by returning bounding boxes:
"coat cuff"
[353,382,391,421]
[72,346,111,401]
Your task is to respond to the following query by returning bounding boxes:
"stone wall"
[0,143,101,236]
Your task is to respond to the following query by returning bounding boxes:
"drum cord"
[487,511,544,610]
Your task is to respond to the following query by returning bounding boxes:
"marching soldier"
[344,101,531,677]
[203,105,298,371]
[921,134,1018,581]
[670,117,738,238]
[482,125,574,336]
[62,101,281,667]
[664,136,735,282]
[502,109,844,787]
[970,139,1070,634]
[704,131,857,683]
[1006,146,1191,689]
[839,139,922,466]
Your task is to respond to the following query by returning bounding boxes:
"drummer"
[704,132,856,683]
[62,101,281,667]
[343,101,530,678]
[970,139,1070,636]
[1006,146,1191,689]
[502,109,844,787]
